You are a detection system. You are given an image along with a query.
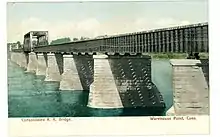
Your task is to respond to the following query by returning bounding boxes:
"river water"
[8,59,173,117]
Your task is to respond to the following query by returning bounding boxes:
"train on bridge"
[20,22,208,57]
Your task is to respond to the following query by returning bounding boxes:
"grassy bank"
[145,53,209,59]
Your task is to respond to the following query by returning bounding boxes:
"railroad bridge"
[9,22,209,115]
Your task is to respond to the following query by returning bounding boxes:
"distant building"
[7,43,19,51]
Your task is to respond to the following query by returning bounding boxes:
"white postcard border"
[1,0,220,137]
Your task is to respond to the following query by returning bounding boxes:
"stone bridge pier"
[44,53,63,82]
[59,54,94,91]
[59,54,82,90]
[9,51,209,115]
[71,54,94,91]
[10,52,28,70]
[87,54,166,110]
[10,52,166,111]
[27,52,38,73]
[36,53,94,91]
[10,52,94,91]
[166,59,209,115]
[36,53,47,76]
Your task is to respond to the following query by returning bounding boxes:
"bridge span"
[32,22,208,55]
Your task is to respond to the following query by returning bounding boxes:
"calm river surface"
[8,59,173,117]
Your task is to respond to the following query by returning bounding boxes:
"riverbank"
[146,53,209,59]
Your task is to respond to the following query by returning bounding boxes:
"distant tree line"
[13,34,105,48]
[73,38,78,41]
[50,37,71,45]
[50,36,90,45]
[10,36,91,49]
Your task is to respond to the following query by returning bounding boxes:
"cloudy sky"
[7,0,208,43]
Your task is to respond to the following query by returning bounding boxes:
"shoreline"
[145,53,209,59]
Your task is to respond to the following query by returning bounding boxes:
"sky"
[7,0,208,43]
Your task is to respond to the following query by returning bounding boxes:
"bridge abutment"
[45,53,63,82]
[36,53,47,76]
[59,55,83,90]
[166,59,209,115]
[27,52,37,73]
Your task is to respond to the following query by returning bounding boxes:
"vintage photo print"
[7,0,209,136]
